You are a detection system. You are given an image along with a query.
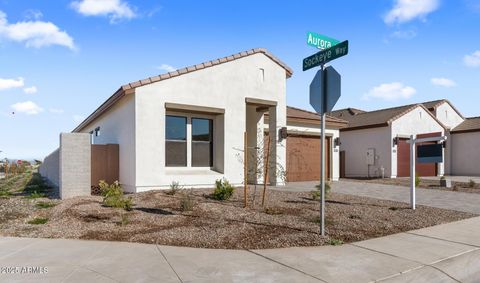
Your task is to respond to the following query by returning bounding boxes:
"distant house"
[330,99,479,178]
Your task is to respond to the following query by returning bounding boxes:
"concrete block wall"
[59,133,91,199]
[39,148,60,187]
[40,133,91,199]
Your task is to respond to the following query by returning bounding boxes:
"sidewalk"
[1,217,480,282]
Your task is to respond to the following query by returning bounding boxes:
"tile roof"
[422,99,446,110]
[73,48,293,132]
[329,108,366,121]
[329,103,446,131]
[286,106,348,126]
[451,117,480,133]
[120,48,292,91]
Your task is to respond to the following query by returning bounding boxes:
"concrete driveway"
[275,180,480,214]
[1,217,480,282]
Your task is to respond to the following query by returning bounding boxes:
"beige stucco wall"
[451,132,480,176]
[340,127,391,178]
[391,106,445,177]
[134,53,287,190]
[435,102,464,130]
[81,95,136,192]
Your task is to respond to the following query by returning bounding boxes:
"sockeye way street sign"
[303,40,349,71]
[307,32,340,49]
[309,66,341,114]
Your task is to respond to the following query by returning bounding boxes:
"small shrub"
[327,239,344,246]
[265,207,283,215]
[0,190,12,198]
[415,173,420,187]
[35,201,57,209]
[99,180,134,211]
[440,176,446,181]
[28,217,48,225]
[212,178,234,201]
[166,181,182,196]
[179,190,195,211]
[312,182,331,200]
[469,179,476,188]
[349,214,361,220]
[26,191,46,199]
[117,213,130,226]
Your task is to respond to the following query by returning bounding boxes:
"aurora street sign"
[307,32,340,49]
[303,40,349,71]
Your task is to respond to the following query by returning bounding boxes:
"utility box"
[366,148,375,165]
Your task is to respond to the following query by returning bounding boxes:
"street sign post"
[305,36,347,236]
[307,32,340,49]
[303,40,348,71]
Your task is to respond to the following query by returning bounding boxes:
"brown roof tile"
[452,117,480,133]
[286,106,348,125]
[331,104,446,131]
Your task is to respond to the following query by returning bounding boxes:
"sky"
[0,0,479,160]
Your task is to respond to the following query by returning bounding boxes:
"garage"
[396,132,441,177]
[286,135,331,182]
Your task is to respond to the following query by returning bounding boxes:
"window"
[192,118,213,167]
[166,115,187,166]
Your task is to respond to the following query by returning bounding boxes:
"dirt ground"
[344,177,480,194]
[0,182,475,249]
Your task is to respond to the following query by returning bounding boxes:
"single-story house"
[51,48,348,194]
[330,99,480,178]
[330,103,447,178]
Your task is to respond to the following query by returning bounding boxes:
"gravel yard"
[344,177,480,194]
[0,173,475,249]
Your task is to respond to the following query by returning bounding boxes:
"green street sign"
[303,40,349,71]
[307,32,340,49]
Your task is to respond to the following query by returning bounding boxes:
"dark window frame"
[165,115,187,167]
[191,117,213,167]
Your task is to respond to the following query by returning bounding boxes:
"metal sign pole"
[409,134,416,210]
[320,63,326,236]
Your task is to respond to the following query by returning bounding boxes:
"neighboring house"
[330,103,447,178]
[330,98,480,178]
[53,48,348,193]
[450,117,480,176]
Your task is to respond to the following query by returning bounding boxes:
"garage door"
[397,132,440,177]
[286,135,331,182]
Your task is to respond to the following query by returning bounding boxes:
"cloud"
[431,77,456,87]
[73,114,85,123]
[156,64,176,72]
[0,77,24,91]
[23,86,38,94]
[49,108,64,114]
[384,0,440,24]
[390,29,417,39]
[71,0,136,23]
[23,9,43,20]
[11,101,44,115]
[0,10,75,50]
[464,50,480,67]
[364,82,416,101]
